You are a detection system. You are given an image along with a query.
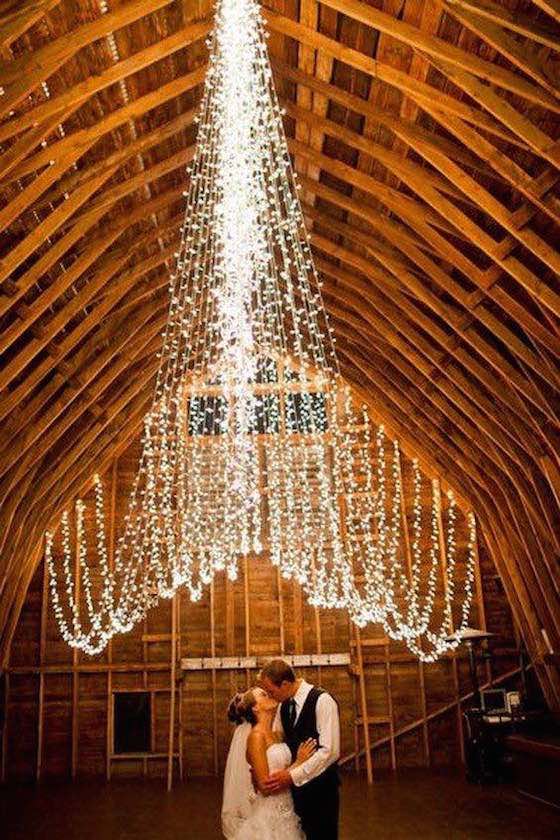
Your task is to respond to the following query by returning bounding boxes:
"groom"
[259,659,340,840]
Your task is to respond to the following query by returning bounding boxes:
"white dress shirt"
[273,679,340,787]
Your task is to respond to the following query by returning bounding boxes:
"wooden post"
[167,593,178,791]
[1,673,9,783]
[472,531,493,686]
[435,480,465,764]
[385,642,397,771]
[143,613,148,778]
[397,450,430,766]
[36,554,48,780]
[177,593,184,782]
[106,456,118,780]
[277,567,285,655]
[243,554,251,686]
[353,625,373,784]
[314,606,322,686]
[210,581,219,776]
[350,630,360,775]
[71,505,80,780]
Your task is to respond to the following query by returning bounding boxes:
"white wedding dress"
[234,742,304,840]
[222,730,304,840]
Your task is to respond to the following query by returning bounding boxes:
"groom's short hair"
[260,658,296,686]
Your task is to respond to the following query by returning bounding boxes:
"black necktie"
[287,698,297,728]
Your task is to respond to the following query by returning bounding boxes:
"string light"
[45,0,476,662]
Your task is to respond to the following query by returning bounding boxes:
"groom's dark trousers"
[281,687,340,840]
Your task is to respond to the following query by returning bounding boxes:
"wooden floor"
[2,770,559,839]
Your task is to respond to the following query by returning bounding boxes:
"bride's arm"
[247,731,272,796]
[288,738,316,772]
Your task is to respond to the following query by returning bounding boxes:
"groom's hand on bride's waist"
[261,769,292,794]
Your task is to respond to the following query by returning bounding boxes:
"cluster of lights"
[45,0,476,662]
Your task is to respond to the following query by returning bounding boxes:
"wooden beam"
[0,20,211,142]
[290,105,560,313]
[0,0,60,49]
[0,0,172,85]
[422,55,560,169]
[0,164,119,299]
[442,0,560,96]
[442,0,560,49]
[264,9,527,147]
[530,0,560,25]
[319,0,560,109]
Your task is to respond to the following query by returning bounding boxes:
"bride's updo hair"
[227,689,258,726]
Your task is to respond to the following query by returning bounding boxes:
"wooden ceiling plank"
[0,0,174,117]
[337,341,490,489]
[357,347,512,490]
[0,65,205,187]
[0,326,162,503]
[274,57,508,183]
[0,103,83,184]
[310,205,560,389]
[315,233,559,422]
[0,240,175,400]
[264,9,528,148]
[30,109,197,211]
[0,163,118,303]
[337,308,530,473]
[63,146,194,231]
[0,294,163,446]
[0,134,98,232]
[0,0,170,85]
[294,0,322,202]
[286,100,480,207]
[303,172,560,359]
[0,0,60,49]
[408,96,560,227]
[0,208,172,358]
[289,136,471,244]
[530,0,560,24]
[292,139,522,304]
[289,99,560,289]
[320,253,547,453]
[0,180,182,353]
[21,361,159,516]
[0,196,185,423]
[423,53,560,168]
[316,255,542,455]
[443,0,560,50]
[443,1,560,96]
[319,0,560,109]
[302,203,423,278]
[0,20,211,144]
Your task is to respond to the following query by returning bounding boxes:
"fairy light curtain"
[45,0,476,662]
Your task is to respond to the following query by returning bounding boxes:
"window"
[113,692,151,754]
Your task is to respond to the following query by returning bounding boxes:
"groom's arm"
[290,693,340,787]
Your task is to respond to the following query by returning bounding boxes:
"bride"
[221,687,316,839]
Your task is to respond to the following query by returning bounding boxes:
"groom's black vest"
[280,686,339,811]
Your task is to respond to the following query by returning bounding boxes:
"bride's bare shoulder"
[247,728,267,748]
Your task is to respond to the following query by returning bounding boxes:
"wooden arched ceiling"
[0,0,559,706]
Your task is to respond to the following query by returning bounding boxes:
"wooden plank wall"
[2,439,522,782]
